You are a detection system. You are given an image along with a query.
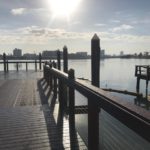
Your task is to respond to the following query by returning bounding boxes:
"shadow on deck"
[0,71,87,150]
[37,78,87,150]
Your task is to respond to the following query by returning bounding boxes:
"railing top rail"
[0,61,45,64]
[136,65,150,68]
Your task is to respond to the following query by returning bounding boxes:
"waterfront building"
[101,49,105,58]
[42,50,62,59]
[120,51,124,56]
[13,48,22,57]
[23,53,37,59]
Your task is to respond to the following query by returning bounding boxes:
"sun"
[49,0,82,18]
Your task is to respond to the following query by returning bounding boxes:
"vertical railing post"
[39,53,42,70]
[57,50,61,70]
[53,61,57,98]
[88,34,100,150]
[6,60,9,72]
[49,61,53,89]
[63,45,68,73]
[68,69,75,124]
[43,63,46,79]
[59,79,65,110]
[91,33,100,87]
[3,53,6,73]
[136,77,140,93]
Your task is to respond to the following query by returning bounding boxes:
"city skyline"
[0,0,150,55]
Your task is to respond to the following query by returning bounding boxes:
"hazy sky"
[0,0,150,54]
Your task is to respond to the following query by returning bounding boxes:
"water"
[68,58,150,99]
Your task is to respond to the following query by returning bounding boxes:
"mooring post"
[35,60,37,71]
[57,50,64,108]
[57,50,61,70]
[26,62,28,71]
[3,53,6,73]
[88,34,100,150]
[136,77,140,93]
[63,46,68,109]
[39,53,42,70]
[91,33,100,87]
[63,46,68,73]
[68,69,75,124]
[16,62,19,71]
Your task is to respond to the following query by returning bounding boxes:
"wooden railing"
[0,60,45,72]
[43,62,150,150]
[0,52,44,72]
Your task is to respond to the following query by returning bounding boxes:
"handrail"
[0,61,45,64]
[44,65,150,144]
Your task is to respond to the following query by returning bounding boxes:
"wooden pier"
[0,35,150,150]
[135,65,150,107]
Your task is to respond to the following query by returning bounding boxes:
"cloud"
[111,24,134,32]
[0,26,92,45]
[110,20,120,23]
[11,8,48,16]
[131,19,150,24]
[94,23,106,27]
[11,8,26,15]
[0,26,150,47]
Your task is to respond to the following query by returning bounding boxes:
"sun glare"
[49,0,82,18]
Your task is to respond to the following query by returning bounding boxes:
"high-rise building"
[13,48,22,57]
[101,49,105,58]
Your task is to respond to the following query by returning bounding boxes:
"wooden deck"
[0,71,87,150]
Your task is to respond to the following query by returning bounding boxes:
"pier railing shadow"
[37,77,81,149]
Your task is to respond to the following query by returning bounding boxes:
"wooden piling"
[16,62,19,71]
[35,60,37,71]
[68,69,75,124]
[88,34,100,150]
[88,97,99,150]
[57,50,61,70]
[136,77,140,93]
[63,46,68,73]
[3,53,6,73]
[91,34,100,87]
[26,62,28,71]
[39,53,42,70]
[63,46,68,109]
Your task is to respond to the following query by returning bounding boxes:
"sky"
[0,0,150,55]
